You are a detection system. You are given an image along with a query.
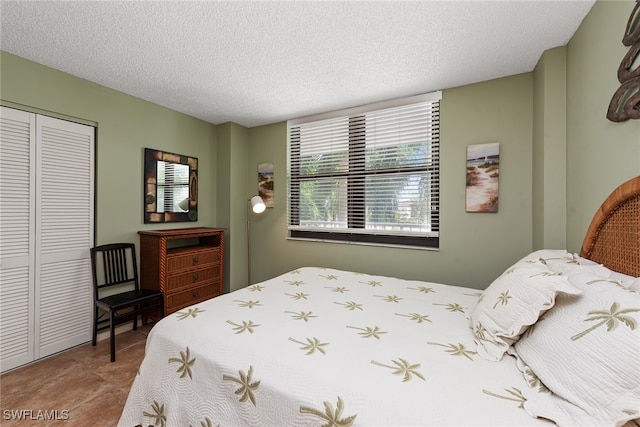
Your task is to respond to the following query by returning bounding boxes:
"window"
[287,92,441,248]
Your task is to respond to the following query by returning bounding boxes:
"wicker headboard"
[580,176,640,277]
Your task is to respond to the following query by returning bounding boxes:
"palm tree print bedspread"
[119,267,554,426]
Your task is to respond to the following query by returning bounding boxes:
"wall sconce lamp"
[247,195,266,285]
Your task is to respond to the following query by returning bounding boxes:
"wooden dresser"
[138,227,226,316]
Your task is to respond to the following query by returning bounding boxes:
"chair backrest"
[90,243,140,298]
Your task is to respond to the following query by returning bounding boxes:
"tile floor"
[0,324,151,426]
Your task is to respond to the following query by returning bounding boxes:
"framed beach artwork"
[258,162,274,208]
[466,143,499,213]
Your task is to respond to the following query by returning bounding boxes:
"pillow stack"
[469,250,582,362]
[471,249,640,427]
[513,261,640,427]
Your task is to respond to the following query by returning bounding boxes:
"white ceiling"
[1,0,595,128]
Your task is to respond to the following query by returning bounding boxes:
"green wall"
[2,0,637,293]
[216,122,250,292]
[246,0,640,289]
[565,0,640,252]
[247,74,534,289]
[0,51,218,248]
[532,47,568,250]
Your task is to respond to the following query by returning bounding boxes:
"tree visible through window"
[287,92,441,248]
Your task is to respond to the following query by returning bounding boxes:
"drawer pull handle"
[193,256,199,264]
[193,291,199,298]
[192,274,199,282]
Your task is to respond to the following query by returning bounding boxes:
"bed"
[120,176,640,427]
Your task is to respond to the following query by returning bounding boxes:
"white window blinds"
[157,160,190,213]
[287,91,441,248]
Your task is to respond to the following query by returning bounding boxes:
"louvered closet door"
[35,115,94,359]
[0,107,36,372]
[0,106,94,372]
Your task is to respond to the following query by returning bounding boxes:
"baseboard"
[95,322,137,343]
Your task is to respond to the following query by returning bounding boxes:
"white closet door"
[35,115,94,359]
[0,106,94,372]
[0,107,36,372]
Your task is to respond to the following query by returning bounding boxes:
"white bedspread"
[119,267,553,426]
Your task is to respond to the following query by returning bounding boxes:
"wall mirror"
[144,148,198,223]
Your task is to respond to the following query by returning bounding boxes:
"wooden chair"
[90,243,163,362]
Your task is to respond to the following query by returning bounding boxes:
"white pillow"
[627,277,640,293]
[515,249,573,266]
[516,249,611,276]
[513,272,640,427]
[470,258,581,361]
[574,254,638,288]
[573,254,603,267]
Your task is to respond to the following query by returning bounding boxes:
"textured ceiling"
[1,1,595,127]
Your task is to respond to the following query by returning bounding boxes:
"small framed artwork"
[258,162,274,208]
[466,143,499,213]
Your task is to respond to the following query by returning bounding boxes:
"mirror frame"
[144,147,198,223]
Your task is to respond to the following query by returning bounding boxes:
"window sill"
[286,236,439,251]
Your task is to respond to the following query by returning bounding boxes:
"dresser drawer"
[167,283,222,313]
[167,247,220,272]
[166,264,222,293]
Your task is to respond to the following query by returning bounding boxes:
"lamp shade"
[177,197,190,211]
[250,195,266,213]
